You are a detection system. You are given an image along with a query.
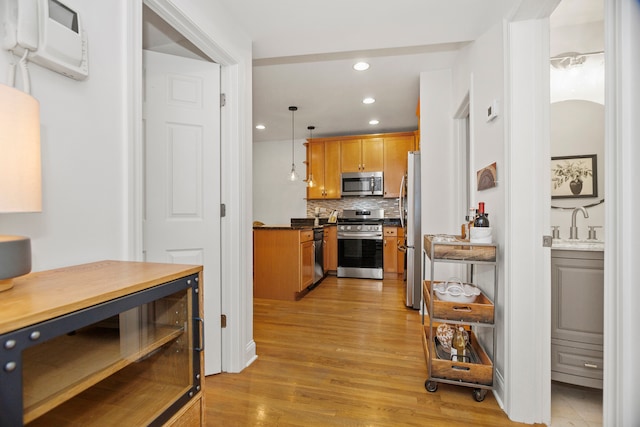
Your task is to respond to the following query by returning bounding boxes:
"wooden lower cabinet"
[383,227,398,274]
[166,395,204,426]
[300,239,315,290]
[0,261,205,426]
[323,225,337,272]
[383,227,404,277]
[254,228,315,300]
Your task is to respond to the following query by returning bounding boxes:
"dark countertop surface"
[254,217,402,230]
[384,218,402,226]
[254,225,316,230]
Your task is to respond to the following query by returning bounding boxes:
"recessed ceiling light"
[255,124,266,130]
[353,62,370,71]
[369,119,379,125]
[362,97,375,104]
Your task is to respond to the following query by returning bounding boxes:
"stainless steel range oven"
[337,209,384,279]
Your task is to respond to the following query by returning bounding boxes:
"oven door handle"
[338,232,383,239]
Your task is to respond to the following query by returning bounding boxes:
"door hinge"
[220,203,226,217]
[221,314,227,328]
[220,93,226,107]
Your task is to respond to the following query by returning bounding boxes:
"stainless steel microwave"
[341,172,383,196]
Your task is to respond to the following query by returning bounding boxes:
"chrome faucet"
[569,207,589,239]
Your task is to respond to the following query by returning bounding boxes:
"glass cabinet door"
[0,274,201,426]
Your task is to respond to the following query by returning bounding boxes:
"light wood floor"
[205,275,539,426]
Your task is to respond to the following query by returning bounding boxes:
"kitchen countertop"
[254,217,403,230]
[253,225,319,230]
[384,218,402,226]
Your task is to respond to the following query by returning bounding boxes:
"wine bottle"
[452,326,467,362]
[474,202,490,227]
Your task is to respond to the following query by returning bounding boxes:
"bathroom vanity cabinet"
[551,249,604,389]
[0,261,204,426]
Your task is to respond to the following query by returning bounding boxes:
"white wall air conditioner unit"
[2,0,88,80]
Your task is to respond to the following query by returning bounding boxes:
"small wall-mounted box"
[486,99,499,122]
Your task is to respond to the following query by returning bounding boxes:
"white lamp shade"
[0,84,42,212]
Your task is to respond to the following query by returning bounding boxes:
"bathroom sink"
[552,239,604,251]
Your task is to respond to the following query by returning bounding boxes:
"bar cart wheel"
[425,380,438,393]
[473,388,487,402]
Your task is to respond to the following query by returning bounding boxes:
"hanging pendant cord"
[291,109,295,164]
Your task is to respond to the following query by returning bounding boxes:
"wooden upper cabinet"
[341,138,383,172]
[307,141,325,199]
[324,140,341,198]
[340,139,362,172]
[383,135,416,198]
[306,140,341,199]
[361,138,384,171]
[307,132,416,199]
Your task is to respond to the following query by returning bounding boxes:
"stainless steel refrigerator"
[399,151,421,309]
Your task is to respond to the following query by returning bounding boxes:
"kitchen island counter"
[253,224,314,230]
[253,227,319,300]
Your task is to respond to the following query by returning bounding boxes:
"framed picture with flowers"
[551,154,598,199]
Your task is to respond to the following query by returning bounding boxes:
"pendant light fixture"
[307,125,315,188]
[288,106,298,181]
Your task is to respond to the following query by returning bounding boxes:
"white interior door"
[143,49,222,375]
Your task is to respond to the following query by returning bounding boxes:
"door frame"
[503,17,552,424]
[126,0,256,373]
[603,0,640,424]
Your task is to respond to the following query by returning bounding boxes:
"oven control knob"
[356,225,362,231]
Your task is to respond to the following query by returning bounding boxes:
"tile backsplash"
[306,197,400,218]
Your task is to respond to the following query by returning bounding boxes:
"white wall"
[253,138,307,224]
[549,16,605,242]
[451,18,508,392]
[1,0,256,373]
[0,1,129,270]
[550,100,605,239]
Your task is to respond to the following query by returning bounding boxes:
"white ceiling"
[144,0,604,143]
[219,0,516,142]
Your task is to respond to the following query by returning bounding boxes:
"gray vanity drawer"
[551,343,603,389]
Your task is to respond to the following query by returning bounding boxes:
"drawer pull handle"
[195,317,205,352]
[584,363,598,369]
[453,306,472,312]
[452,365,471,371]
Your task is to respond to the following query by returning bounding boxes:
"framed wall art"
[551,154,598,199]
[477,162,497,191]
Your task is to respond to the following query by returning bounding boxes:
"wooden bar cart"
[422,235,498,402]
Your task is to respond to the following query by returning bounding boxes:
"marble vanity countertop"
[552,239,604,251]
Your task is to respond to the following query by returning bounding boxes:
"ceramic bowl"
[433,279,481,303]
